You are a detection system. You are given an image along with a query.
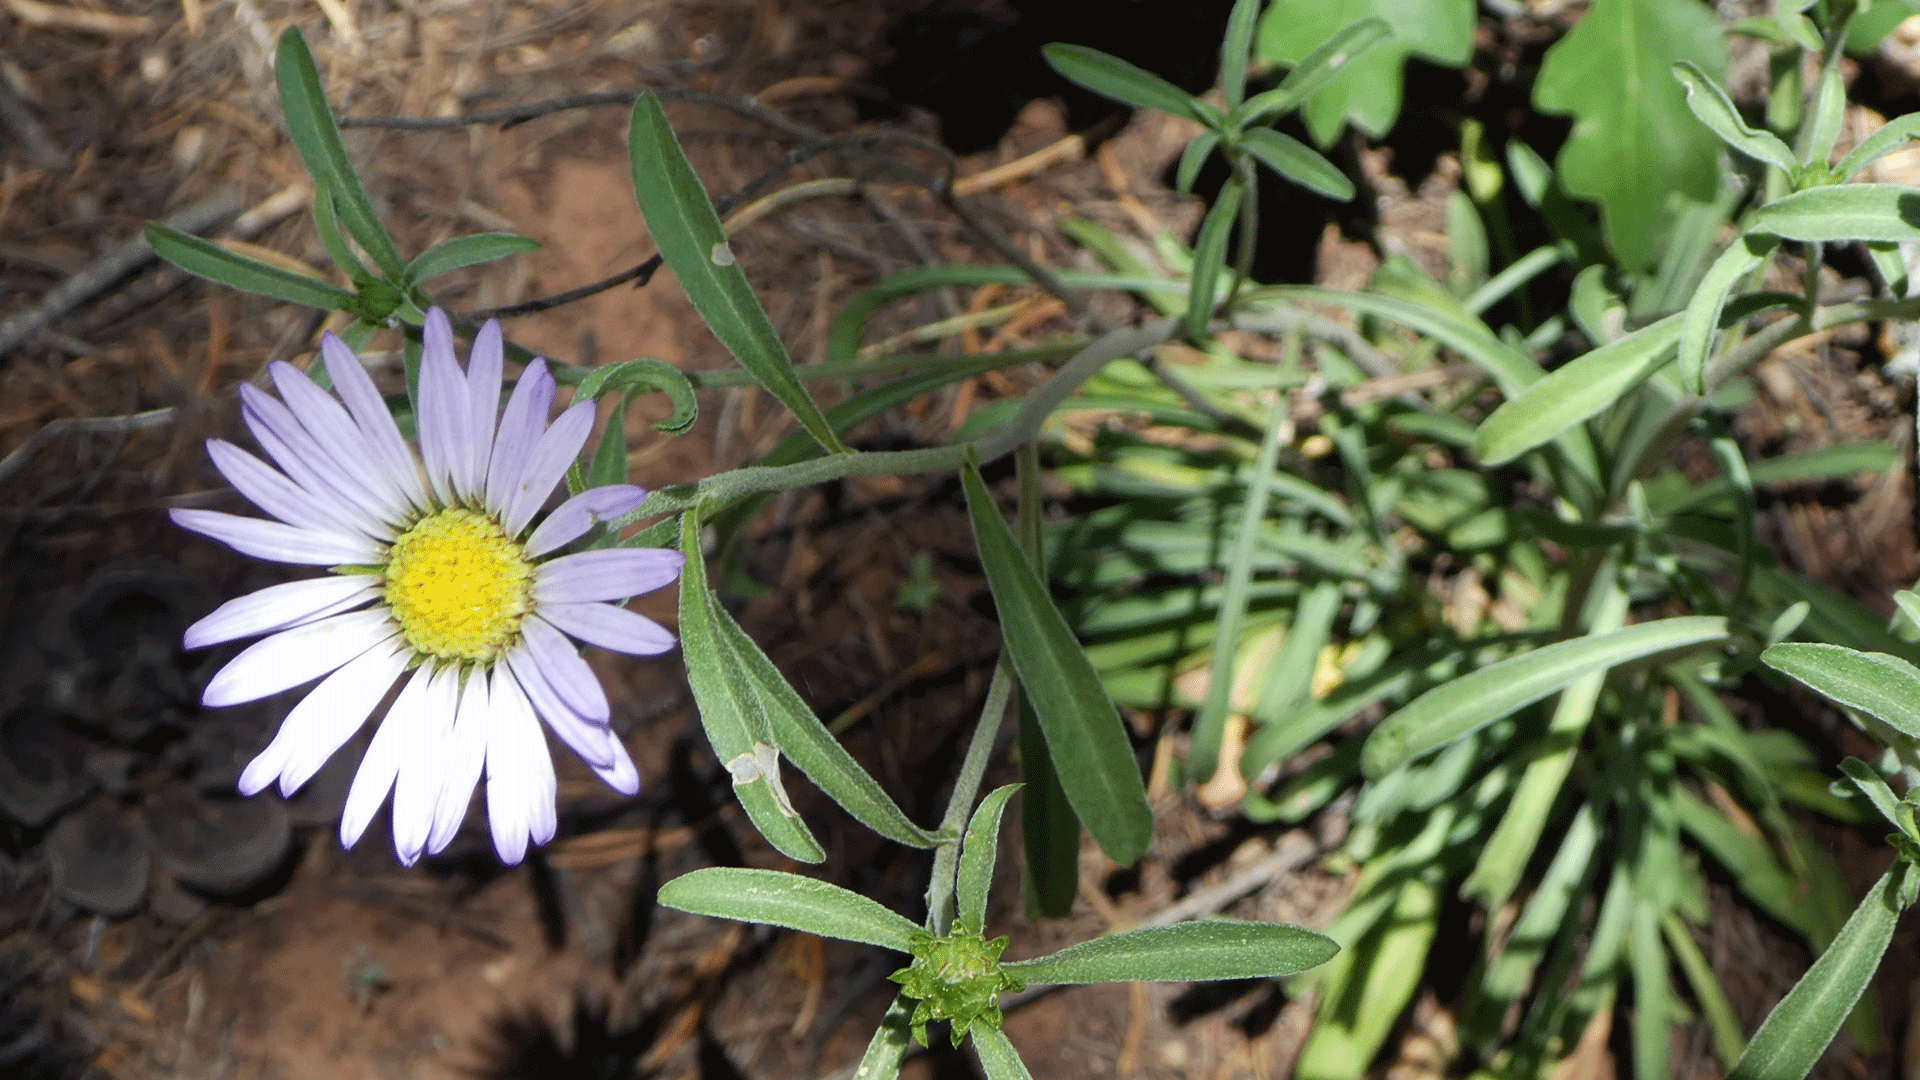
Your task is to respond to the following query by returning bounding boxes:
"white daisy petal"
[503,644,616,769]
[502,400,596,536]
[484,358,556,514]
[240,386,394,538]
[591,735,641,796]
[428,669,491,855]
[485,673,557,864]
[202,608,398,708]
[171,508,381,566]
[534,548,686,604]
[392,666,461,866]
[519,616,610,723]
[523,485,648,558]
[235,638,407,796]
[205,439,373,539]
[540,601,677,657]
[467,319,504,492]
[340,668,430,850]
[319,333,428,510]
[418,308,470,503]
[185,574,380,650]
[269,361,414,524]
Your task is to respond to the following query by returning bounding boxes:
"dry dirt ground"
[2,2,1919,1080]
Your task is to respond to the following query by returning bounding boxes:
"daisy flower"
[172,308,684,866]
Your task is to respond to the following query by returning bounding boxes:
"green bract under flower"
[889,927,1024,1048]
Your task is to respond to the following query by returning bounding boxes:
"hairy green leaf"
[659,868,922,951]
[145,225,357,310]
[1749,184,1920,243]
[1041,44,1206,122]
[275,28,406,279]
[1761,643,1920,739]
[403,232,539,285]
[1240,128,1354,199]
[1672,61,1796,171]
[1005,921,1337,985]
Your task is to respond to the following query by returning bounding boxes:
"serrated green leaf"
[659,867,922,950]
[627,94,846,454]
[1005,920,1337,985]
[1241,16,1391,126]
[1240,128,1354,199]
[403,232,539,285]
[1041,43,1206,122]
[1254,0,1472,146]
[1363,617,1728,777]
[275,28,405,280]
[962,463,1153,864]
[145,224,357,310]
[1729,868,1905,1080]
[1473,312,1682,465]
[1761,642,1920,739]
[1749,183,1920,242]
[1672,61,1797,171]
[957,785,1020,936]
[1533,0,1728,270]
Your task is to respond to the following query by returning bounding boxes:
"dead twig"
[0,408,177,487]
[0,75,66,171]
[0,191,242,359]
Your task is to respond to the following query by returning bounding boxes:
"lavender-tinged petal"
[523,485,648,558]
[392,665,460,866]
[540,602,677,657]
[485,673,556,863]
[417,307,472,503]
[501,400,595,537]
[171,508,382,566]
[519,616,610,723]
[466,319,504,491]
[502,644,615,769]
[235,639,406,796]
[427,670,490,855]
[590,736,641,796]
[534,548,686,605]
[268,362,416,525]
[340,668,429,849]
[484,358,555,515]
[239,386,394,538]
[185,574,380,650]
[320,333,428,510]
[205,439,374,539]
[202,608,397,708]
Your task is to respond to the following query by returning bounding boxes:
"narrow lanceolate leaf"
[1729,868,1905,1080]
[1241,128,1354,200]
[1219,0,1260,109]
[1363,617,1729,777]
[1019,692,1081,918]
[1678,233,1778,393]
[1473,312,1682,465]
[962,463,1153,865]
[275,28,406,280]
[1836,758,1913,837]
[658,868,922,952]
[1672,61,1796,172]
[1176,131,1220,194]
[1761,643,1920,739]
[1241,16,1392,126]
[573,358,699,435]
[1187,179,1244,340]
[1005,921,1339,985]
[957,785,1021,936]
[1749,184,1920,243]
[145,225,358,310]
[710,601,939,849]
[1835,112,1920,182]
[403,232,540,285]
[972,1028,1037,1080]
[1801,64,1845,170]
[853,997,915,1080]
[678,510,826,863]
[1041,43,1207,123]
[627,94,847,454]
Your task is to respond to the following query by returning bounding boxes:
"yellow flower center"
[383,508,532,662]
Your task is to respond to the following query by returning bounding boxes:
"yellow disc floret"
[383,508,533,662]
